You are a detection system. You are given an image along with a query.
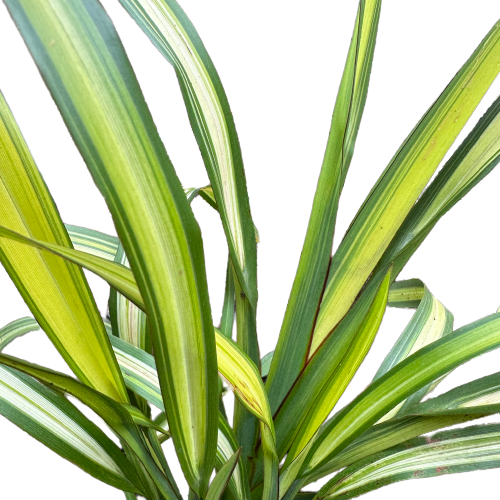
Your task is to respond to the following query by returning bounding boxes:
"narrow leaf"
[65,224,119,261]
[0,91,127,402]
[4,0,219,493]
[0,364,139,493]
[316,424,500,500]
[266,0,382,414]
[313,20,500,349]
[206,448,241,500]
[0,317,39,351]
[119,0,258,308]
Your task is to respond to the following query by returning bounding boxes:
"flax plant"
[1,1,500,500]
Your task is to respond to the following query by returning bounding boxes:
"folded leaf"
[374,279,453,420]
[206,448,241,500]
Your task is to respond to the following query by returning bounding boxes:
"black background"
[0,0,500,499]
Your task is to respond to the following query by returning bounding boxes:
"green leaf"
[108,243,148,350]
[219,257,235,340]
[0,91,127,402]
[0,226,144,308]
[374,279,454,420]
[0,364,139,493]
[316,424,500,500]
[302,370,500,487]
[375,93,500,281]
[272,269,390,461]
[217,415,252,500]
[266,0,382,414]
[0,353,180,500]
[119,0,258,309]
[313,19,500,349]
[207,448,241,500]
[300,313,500,479]
[4,0,219,493]
[65,224,119,261]
[284,267,392,465]
[261,351,274,380]
[0,317,39,351]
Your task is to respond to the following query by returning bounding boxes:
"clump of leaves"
[0,1,500,500]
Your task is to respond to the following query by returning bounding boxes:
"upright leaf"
[374,93,500,280]
[206,448,241,500]
[313,20,500,349]
[266,0,382,413]
[0,91,127,402]
[3,0,218,494]
[119,0,258,308]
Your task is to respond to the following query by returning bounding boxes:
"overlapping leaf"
[316,425,500,500]
[3,1,219,493]
[0,91,127,402]
[0,364,139,492]
[119,0,258,309]
[266,0,382,414]
[313,20,500,349]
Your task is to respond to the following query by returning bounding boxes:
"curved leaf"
[0,317,39,351]
[65,224,119,261]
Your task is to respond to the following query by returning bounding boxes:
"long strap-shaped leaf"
[0,364,140,493]
[272,270,390,461]
[374,279,454,420]
[0,353,180,500]
[313,20,500,350]
[300,313,500,479]
[66,224,119,261]
[374,93,500,281]
[266,0,382,414]
[301,369,500,487]
[0,317,39,351]
[3,1,219,493]
[0,91,127,402]
[284,268,391,465]
[118,0,258,309]
[316,424,500,500]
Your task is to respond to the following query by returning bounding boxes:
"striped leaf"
[0,91,127,402]
[66,224,119,261]
[0,317,39,351]
[0,353,180,500]
[272,270,391,461]
[119,0,258,309]
[0,226,144,308]
[316,424,500,500]
[374,279,454,420]
[0,364,139,493]
[300,313,500,480]
[266,0,382,414]
[301,370,500,487]
[4,0,219,493]
[313,20,500,349]
[217,415,252,500]
[284,268,392,465]
[206,448,241,500]
[108,243,148,350]
[375,93,500,281]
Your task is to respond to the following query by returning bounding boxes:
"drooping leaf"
[315,424,500,500]
[0,353,180,500]
[0,317,39,351]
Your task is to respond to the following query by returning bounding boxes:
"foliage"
[1,1,500,499]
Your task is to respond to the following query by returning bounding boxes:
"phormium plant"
[0,1,500,499]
